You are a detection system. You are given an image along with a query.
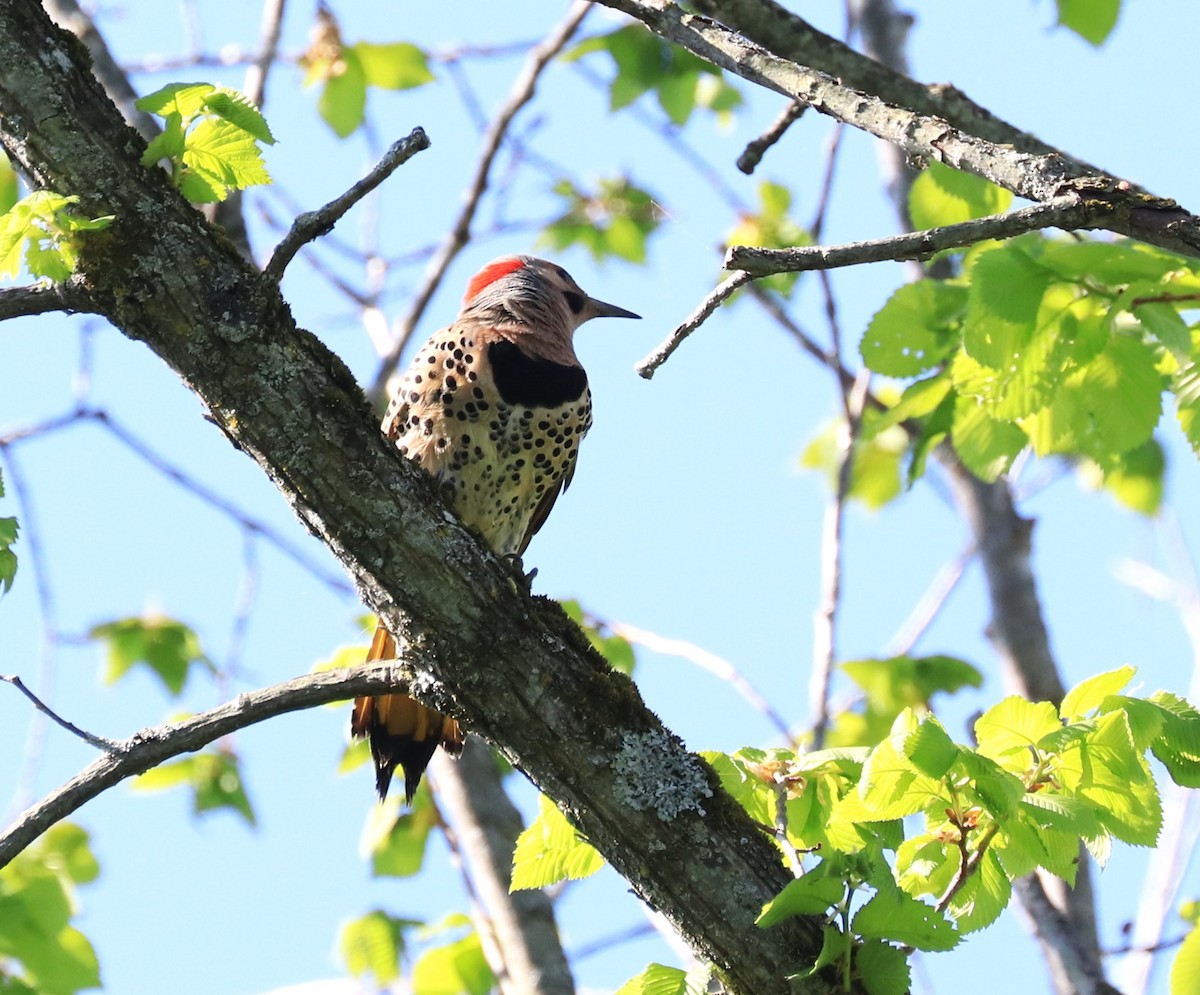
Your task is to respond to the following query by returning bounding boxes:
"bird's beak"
[588,296,641,320]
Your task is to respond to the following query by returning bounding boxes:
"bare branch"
[637,270,753,379]
[432,743,576,995]
[264,128,432,281]
[737,99,806,175]
[242,0,287,108]
[0,665,411,868]
[1,674,119,751]
[596,0,1200,257]
[0,282,97,321]
[728,198,1094,276]
[607,620,793,741]
[369,1,592,398]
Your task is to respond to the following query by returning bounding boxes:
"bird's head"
[461,255,640,342]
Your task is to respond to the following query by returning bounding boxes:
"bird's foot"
[501,553,538,593]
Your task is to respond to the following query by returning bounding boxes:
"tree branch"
[594,0,1200,258]
[0,282,97,321]
[264,129,432,281]
[0,5,834,991]
[432,744,576,995]
[1,674,118,752]
[0,665,411,868]
[726,198,1094,276]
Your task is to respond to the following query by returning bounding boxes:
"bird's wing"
[517,451,577,556]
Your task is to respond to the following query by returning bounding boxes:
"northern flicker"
[350,255,639,802]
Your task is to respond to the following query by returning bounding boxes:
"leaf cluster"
[136,83,276,203]
[0,190,113,283]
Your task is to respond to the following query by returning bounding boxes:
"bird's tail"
[350,625,464,803]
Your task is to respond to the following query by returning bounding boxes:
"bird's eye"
[563,290,585,314]
[554,266,570,282]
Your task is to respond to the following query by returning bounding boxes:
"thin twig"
[369,1,592,399]
[242,0,287,108]
[809,369,870,749]
[727,198,1093,276]
[636,270,754,379]
[1,675,119,751]
[607,620,793,741]
[771,778,803,876]
[884,543,974,657]
[738,99,806,175]
[0,664,414,869]
[264,128,432,281]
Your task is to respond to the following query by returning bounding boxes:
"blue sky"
[3,2,1200,994]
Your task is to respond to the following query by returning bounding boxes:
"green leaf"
[698,750,776,826]
[0,470,17,596]
[353,41,434,90]
[412,928,494,995]
[510,795,604,891]
[614,963,707,995]
[202,88,276,144]
[1060,666,1137,721]
[852,872,959,950]
[974,696,1061,770]
[1092,438,1165,515]
[1056,0,1120,45]
[360,788,436,878]
[757,865,844,927]
[90,615,209,695]
[135,81,216,118]
[1172,924,1200,995]
[902,717,959,779]
[943,848,1010,932]
[319,48,368,138]
[861,280,965,377]
[909,161,1012,230]
[1056,711,1161,845]
[963,245,1051,369]
[340,910,417,986]
[896,835,957,899]
[853,732,949,820]
[0,152,17,214]
[181,118,272,202]
[950,389,1027,481]
[134,751,256,825]
[857,940,911,995]
[559,600,636,675]
[1147,691,1200,788]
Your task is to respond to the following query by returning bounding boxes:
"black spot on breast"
[487,341,587,408]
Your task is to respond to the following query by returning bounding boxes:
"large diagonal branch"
[0,4,830,993]
[594,0,1200,259]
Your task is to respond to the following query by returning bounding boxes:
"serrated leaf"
[1056,0,1120,45]
[902,718,959,779]
[354,41,435,90]
[896,835,957,899]
[857,939,911,995]
[202,88,275,144]
[510,795,604,891]
[182,118,272,199]
[950,389,1027,481]
[944,848,1010,932]
[853,873,959,950]
[1060,666,1137,721]
[1147,691,1200,788]
[974,697,1061,769]
[614,963,706,995]
[854,734,948,820]
[963,246,1051,369]
[861,280,965,377]
[135,81,216,118]
[340,910,416,986]
[757,866,844,927]
[909,161,1012,230]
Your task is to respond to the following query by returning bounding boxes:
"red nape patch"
[464,257,526,304]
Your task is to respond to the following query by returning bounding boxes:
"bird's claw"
[501,553,537,593]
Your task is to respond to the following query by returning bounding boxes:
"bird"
[350,255,640,803]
